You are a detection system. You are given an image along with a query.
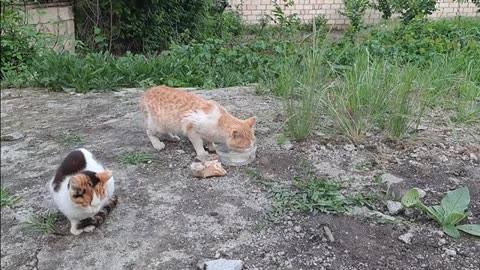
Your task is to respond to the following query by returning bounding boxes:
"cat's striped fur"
[77,195,118,230]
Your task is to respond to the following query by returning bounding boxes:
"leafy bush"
[4,38,295,91]
[365,18,480,64]
[372,0,438,23]
[0,0,45,78]
[74,0,244,54]
[341,0,370,40]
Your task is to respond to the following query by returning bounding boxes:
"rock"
[438,238,446,246]
[293,226,302,233]
[439,155,448,162]
[381,173,404,188]
[444,248,457,256]
[413,188,426,198]
[282,140,294,151]
[1,132,24,141]
[398,232,414,244]
[323,226,335,242]
[198,259,243,270]
[191,160,227,178]
[386,200,403,215]
[470,153,478,161]
[343,144,355,151]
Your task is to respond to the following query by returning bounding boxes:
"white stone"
[203,259,243,270]
[398,232,414,244]
[381,173,404,188]
[413,188,426,198]
[386,200,402,215]
[343,144,355,151]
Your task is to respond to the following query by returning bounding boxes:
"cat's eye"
[73,189,85,198]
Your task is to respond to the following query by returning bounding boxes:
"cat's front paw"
[70,227,84,235]
[82,225,96,233]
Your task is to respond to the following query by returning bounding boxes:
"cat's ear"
[245,117,256,128]
[96,170,113,183]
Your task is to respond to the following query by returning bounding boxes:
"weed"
[63,135,83,144]
[0,187,21,207]
[275,134,288,145]
[24,212,60,235]
[118,151,152,165]
[402,187,480,238]
[268,177,366,218]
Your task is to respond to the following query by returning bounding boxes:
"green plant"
[402,187,480,238]
[321,51,420,142]
[451,81,480,124]
[341,0,370,40]
[119,151,152,165]
[63,135,83,144]
[269,177,367,218]
[24,212,60,235]
[391,0,438,23]
[1,187,21,207]
[0,0,46,78]
[269,0,301,30]
[371,0,439,23]
[74,0,209,54]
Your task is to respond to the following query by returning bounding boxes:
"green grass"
[1,187,21,207]
[118,151,152,165]
[24,212,60,235]
[63,135,83,144]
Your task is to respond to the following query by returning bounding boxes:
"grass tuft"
[63,135,83,144]
[1,187,21,208]
[118,151,152,165]
[24,212,60,235]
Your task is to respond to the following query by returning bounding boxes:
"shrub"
[365,18,480,64]
[341,0,370,40]
[0,0,45,78]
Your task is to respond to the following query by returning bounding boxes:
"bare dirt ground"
[1,87,479,270]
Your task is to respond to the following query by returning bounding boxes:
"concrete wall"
[228,0,480,28]
[22,1,75,52]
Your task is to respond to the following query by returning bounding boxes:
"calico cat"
[49,148,117,235]
[140,86,256,160]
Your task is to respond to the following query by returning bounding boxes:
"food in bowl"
[216,144,257,166]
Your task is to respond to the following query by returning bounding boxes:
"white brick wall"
[229,0,479,28]
[25,2,75,52]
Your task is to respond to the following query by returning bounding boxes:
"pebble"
[470,153,478,161]
[282,140,294,151]
[381,173,404,187]
[413,188,426,198]
[323,226,335,242]
[294,226,302,233]
[438,238,446,245]
[344,144,355,151]
[198,259,243,270]
[398,232,414,244]
[444,248,457,256]
[386,200,403,215]
[439,155,448,162]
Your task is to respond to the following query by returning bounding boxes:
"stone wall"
[228,0,480,28]
[21,1,75,52]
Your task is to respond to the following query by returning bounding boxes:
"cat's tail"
[77,195,118,230]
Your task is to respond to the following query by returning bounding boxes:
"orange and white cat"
[140,86,256,160]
